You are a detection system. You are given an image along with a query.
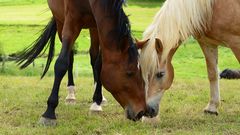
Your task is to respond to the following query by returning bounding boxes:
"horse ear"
[155,38,163,53]
[135,39,149,49]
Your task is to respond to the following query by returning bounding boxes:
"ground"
[0,76,239,134]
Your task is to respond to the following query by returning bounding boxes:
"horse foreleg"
[65,50,76,104]
[89,28,106,112]
[90,52,104,112]
[199,42,220,115]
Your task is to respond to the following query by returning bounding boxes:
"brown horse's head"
[100,37,161,121]
[137,38,177,118]
[90,0,158,121]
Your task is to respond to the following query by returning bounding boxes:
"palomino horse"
[16,0,157,125]
[137,0,240,121]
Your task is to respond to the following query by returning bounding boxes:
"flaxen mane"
[140,0,214,90]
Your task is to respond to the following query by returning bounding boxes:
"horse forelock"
[139,38,160,86]
[139,37,164,99]
[101,0,138,63]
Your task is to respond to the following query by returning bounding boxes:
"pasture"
[0,1,239,134]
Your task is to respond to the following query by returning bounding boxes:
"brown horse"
[16,0,157,125]
[137,0,240,122]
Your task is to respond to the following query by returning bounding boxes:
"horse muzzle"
[125,105,145,121]
[143,92,163,118]
[144,104,159,118]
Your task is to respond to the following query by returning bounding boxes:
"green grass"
[0,0,45,6]
[0,55,93,77]
[0,25,91,55]
[0,1,240,134]
[173,40,239,79]
[0,4,50,25]
[0,76,239,134]
[0,3,159,55]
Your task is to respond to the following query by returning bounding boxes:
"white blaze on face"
[146,90,165,117]
[147,90,164,107]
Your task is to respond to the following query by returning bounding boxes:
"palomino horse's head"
[137,38,177,117]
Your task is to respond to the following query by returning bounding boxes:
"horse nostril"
[125,106,143,121]
[145,105,158,118]
[136,111,144,120]
[149,108,156,118]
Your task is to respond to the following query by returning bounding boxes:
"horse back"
[201,0,240,62]
[47,0,96,28]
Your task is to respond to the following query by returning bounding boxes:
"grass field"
[0,1,240,134]
[0,76,239,134]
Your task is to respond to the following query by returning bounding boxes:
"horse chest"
[81,14,97,28]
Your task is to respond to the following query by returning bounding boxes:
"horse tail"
[16,17,57,78]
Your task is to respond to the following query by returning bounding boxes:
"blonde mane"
[140,0,214,88]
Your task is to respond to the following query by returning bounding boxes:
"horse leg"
[199,41,220,115]
[55,20,76,104]
[90,52,104,111]
[39,17,81,126]
[88,28,106,112]
[39,43,71,126]
[65,50,76,104]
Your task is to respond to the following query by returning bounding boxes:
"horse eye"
[126,71,135,77]
[156,72,165,79]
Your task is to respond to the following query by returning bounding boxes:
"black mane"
[101,0,138,62]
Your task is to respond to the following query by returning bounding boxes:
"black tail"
[16,18,57,78]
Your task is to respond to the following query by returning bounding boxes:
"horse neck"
[90,0,134,62]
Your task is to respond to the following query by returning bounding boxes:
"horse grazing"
[220,69,240,79]
[16,0,157,125]
[137,0,240,121]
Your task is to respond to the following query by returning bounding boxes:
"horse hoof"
[90,102,102,112]
[39,117,57,126]
[204,110,218,116]
[65,98,76,105]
